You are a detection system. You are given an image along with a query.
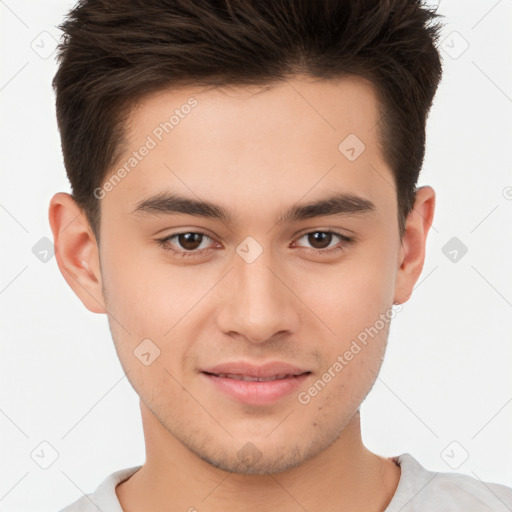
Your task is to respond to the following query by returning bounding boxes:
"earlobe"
[48,192,106,314]
[393,186,436,305]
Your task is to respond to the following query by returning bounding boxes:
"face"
[82,76,406,473]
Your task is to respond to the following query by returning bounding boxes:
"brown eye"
[293,230,354,256]
[176,232,205,251]
[156,230,216,258]
[306,232,334,249]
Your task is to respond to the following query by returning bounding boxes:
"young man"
[49,1,512,511]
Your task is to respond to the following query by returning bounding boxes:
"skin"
[49,74,435,512]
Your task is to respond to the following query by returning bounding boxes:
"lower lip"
[201,372,311,405]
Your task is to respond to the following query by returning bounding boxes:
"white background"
[1,1,511,510]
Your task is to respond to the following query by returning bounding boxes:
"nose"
[215,247,300,344]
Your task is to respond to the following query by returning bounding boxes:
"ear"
[393,186,436,305]
[48,192,106,314]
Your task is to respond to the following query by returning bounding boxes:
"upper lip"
[201,361,311,378]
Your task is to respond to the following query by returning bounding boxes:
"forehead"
[102,75,395,227]
[127,74,381,148]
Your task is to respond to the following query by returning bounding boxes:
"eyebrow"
[131,191,375,224]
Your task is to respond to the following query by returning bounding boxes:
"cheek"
[298,249,396,337]
[298,320,390,417]
[100,245,210,376]
[295,242,395,392]
[100,236,195,329]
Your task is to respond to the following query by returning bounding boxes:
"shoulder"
[386,453,512,512]
[56,465,142,512]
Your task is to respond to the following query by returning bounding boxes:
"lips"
[200,361,312,404]
[201,361,310,380]
[212,373,300,382]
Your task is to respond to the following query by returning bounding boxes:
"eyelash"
[156,229,354,259]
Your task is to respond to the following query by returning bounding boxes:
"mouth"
[200,363,312,404]
[202,371,310,382]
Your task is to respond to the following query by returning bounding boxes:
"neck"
[116,402,400,512]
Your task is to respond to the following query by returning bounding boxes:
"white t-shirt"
[57,453,512,511]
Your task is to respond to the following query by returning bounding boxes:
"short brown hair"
[52,0,444,240]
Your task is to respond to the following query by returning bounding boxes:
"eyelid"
[292,225,354,241]
[156,228,354,258]
[292,230,352,247]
